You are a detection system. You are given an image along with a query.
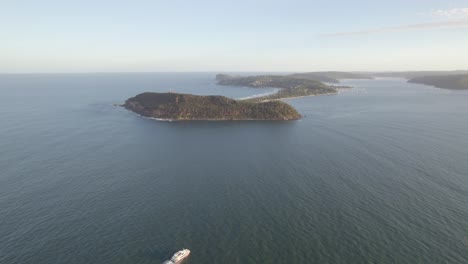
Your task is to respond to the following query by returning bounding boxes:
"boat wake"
[236,88,280,100]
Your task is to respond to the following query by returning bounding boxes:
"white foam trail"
[236,89,280,100]
[144,116,173,122]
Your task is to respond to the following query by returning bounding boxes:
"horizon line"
[1,70,468,75]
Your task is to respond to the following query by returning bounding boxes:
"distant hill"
[123,92,301,121]
[408,74,468,90]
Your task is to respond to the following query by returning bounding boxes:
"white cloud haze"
[434,7,468,18]
[321,20,468,37]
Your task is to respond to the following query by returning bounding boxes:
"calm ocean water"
[1,73,467,264]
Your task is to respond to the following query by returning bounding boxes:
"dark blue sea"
[1,73,467,263]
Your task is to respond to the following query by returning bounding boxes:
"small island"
[408,74,468,90]
[216,74,349,101]
[123,92,301,121]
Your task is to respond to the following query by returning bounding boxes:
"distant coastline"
[408,74,468,90]
[122,71,468,122]
[216,74,350,102]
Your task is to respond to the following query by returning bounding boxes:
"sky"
[1,0,468,73]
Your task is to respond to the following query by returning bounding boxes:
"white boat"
[170,249,190,263]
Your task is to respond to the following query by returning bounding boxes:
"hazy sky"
[2,0,468,72]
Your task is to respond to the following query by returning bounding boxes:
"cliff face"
[123,92,301,121]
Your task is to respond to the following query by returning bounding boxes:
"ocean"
[1,73,467,263]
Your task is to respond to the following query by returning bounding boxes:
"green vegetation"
[216,72,371,85]
[216,74,347,101]
[408,74,468,90]
[123,92,301,121]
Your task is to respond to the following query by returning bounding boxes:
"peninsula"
[288,71,373,83]
[123,92,301,121]
[216,74,348,101]
[408,74,468,90]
